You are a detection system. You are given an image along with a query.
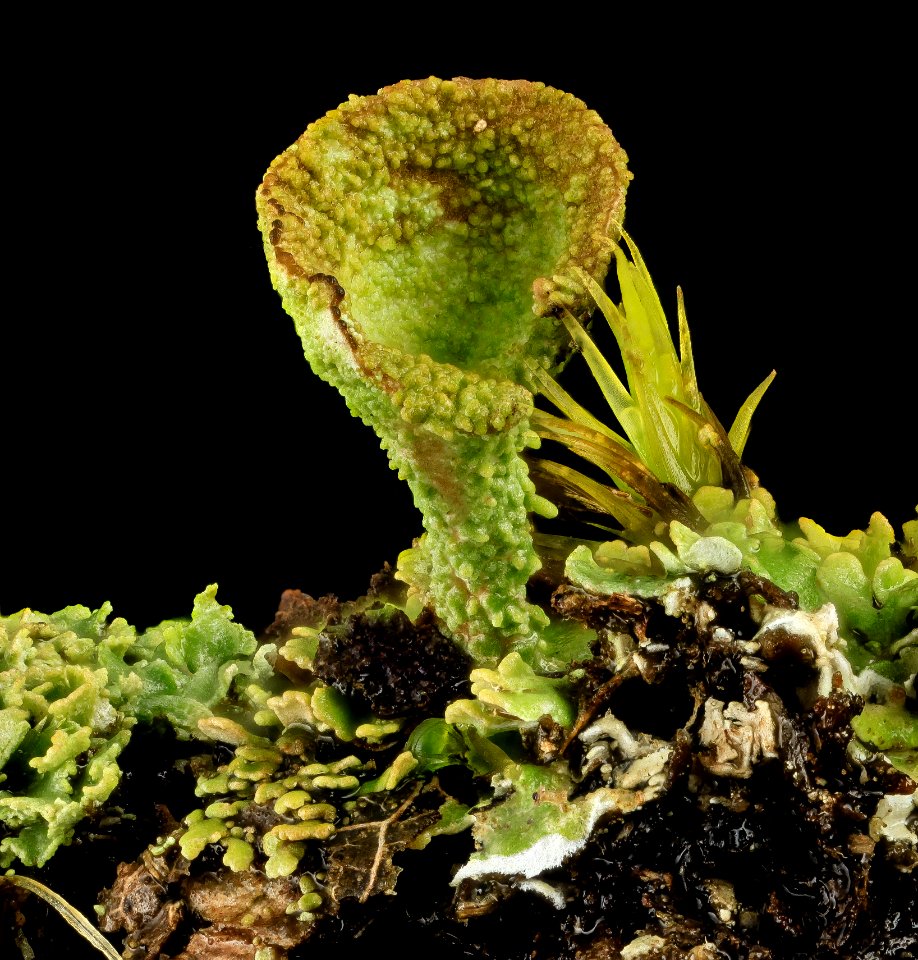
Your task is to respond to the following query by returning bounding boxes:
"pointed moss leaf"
[606,245,696,492]
[676,286,702,409]
[529,233,784,563]
[727,369,776,457]
[528,360,628,446]
[529,458,655,535]
[559,306,634,425]
[613,244,684,399]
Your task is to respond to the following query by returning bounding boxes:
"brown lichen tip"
[257,76,631,384]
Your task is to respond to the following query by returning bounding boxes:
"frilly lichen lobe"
[257,77,631,660]
[0,587,257,868]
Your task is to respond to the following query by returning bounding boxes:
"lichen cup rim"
[257,75,632,389]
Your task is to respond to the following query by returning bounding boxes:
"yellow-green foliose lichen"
[0,587,256,868]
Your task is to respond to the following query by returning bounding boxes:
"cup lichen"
[257,76,631,661]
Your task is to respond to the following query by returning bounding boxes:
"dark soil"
[4,572,916,959]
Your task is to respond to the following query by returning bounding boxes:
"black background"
[3,20,915,634]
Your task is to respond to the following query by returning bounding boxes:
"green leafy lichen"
[182,720,360,882]
[444,651,576,736]
[258,77,631,661]
[0,586,257,868]
[852,701,918,779]
[450,760,661,891]
[0,605,136,868]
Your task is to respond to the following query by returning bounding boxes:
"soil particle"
[181,871,304,947]
[99,849,188,958]
[263,589,342,640]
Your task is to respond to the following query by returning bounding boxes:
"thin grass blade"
[1,873,120,960]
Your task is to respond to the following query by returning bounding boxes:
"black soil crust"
[293,572,918,960]
[313,607,472,718]
[6,572,915,960]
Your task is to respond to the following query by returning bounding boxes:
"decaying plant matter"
[2,77,915,959]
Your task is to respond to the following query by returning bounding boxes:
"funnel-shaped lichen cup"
[257,77,630,662]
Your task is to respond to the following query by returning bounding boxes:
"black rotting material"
[300,572,917,959]
[313,608,472,718]
[8,573,914,959]
[544,573,917,959]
